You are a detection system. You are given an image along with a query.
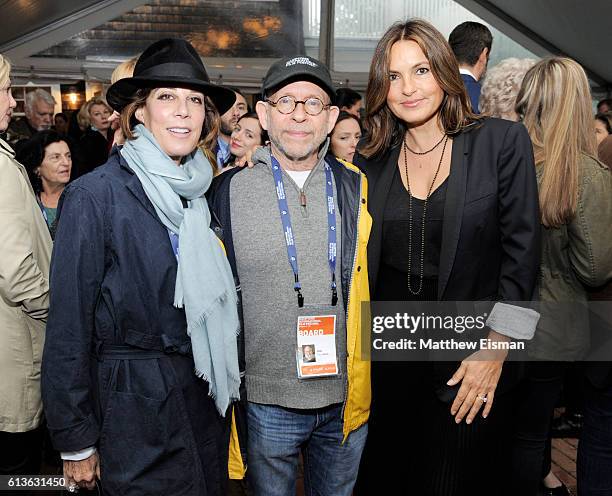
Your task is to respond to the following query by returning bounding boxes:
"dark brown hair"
[16,130,74,193]
[448,21,493,66]
[335,88,362,108]
[598,135,612,168]
[119,88,151,140]
[119,87,220,169]
[333,110,362,131]
[595,112,612,135]
[236,112,267,144]
[360,18,481,158]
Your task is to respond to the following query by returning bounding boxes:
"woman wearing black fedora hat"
[42,38,240,495]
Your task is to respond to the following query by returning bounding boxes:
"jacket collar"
[438,130,470,299]
[459,68,478,82]
[252,138,332,175]
[116,145,162,224]
[366,145,401,292]
[0,137,15,158]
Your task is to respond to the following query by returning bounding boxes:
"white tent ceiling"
[0,0,609,94]
[456,0,611,93]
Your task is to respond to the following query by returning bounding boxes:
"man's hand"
[64,452,100,491]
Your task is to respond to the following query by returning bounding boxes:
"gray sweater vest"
[230,148,347,409]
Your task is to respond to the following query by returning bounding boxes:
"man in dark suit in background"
[6,88,55,145]
[449,22,493,113]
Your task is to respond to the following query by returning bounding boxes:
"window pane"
[330,0,538,73]
[35,0,306,60]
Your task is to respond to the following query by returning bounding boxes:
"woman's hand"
[108,111,125,146]
[234,145,265,168]
[108,111,120,131]
[446,330,510,424]
[64,452,100,491]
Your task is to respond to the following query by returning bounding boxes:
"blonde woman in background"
[76,96,113,177]
[111,57,138,85]
[75,103,90,134]
[511,57,612,496]
[108,57,138,146]
[0,52,53,487]
[479,57,536,120]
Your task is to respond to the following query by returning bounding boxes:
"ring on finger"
[477,393,488,403]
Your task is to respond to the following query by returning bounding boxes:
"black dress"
[355,120,541,496]
[376,165,446,301]
[357,166,516,496]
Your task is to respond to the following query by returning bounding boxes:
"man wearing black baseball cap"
[208,55,371,496]
[260,55,336,101]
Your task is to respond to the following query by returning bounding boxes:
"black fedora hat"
[106,38,236,114]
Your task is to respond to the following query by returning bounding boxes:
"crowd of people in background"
[0,13,611,496]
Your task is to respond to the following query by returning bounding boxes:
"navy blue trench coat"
[41,148,230,496]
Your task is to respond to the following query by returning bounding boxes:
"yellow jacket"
[210,156,372,478]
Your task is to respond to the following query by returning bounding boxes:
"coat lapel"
[368,146,401,291]
[118,152,164,226]
[0,138,15,158]
[438,131,468,300]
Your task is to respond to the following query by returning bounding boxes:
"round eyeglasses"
[266,95,331,116]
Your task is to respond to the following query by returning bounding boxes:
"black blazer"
[356,117,540,304]
[356,118,541,394]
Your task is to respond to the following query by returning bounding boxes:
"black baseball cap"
[261,56,335,101]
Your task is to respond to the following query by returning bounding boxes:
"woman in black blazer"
[354,20,540,495]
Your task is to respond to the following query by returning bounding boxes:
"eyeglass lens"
[273,96,326,115]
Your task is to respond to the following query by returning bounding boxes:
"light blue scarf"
[121,124,239,415]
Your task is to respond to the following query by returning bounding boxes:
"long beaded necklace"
[403,134,449,295]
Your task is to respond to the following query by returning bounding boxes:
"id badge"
[296,311,339,379]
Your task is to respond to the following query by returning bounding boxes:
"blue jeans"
[577,380,612,496]
[247,402,367,496]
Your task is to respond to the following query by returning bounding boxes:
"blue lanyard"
[168,196,189,260]
[168,230,179,260]
[271,155,337,308]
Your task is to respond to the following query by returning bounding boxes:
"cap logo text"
[286,57,317,68]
